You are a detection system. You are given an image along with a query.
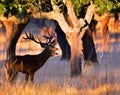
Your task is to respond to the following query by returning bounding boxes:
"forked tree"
[42,1,97,76]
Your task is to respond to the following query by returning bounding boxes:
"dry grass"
[0,81,120,95]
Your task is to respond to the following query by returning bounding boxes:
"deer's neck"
[37,48,52,66]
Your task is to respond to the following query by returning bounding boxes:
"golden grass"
[0,82,120,95]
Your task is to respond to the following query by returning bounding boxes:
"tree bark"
[82,28,98,64]
[69,32,82,76]
[54,20,71,60]
[41,1,96,76]
[0,14,31,60]
[0,17,18,59]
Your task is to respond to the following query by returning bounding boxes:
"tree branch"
[79,4,96,37]
[41,11,73,33]
[41,2,96,37]
[63,0,80,28]
[84,4,96,24]
[41,0,75,33]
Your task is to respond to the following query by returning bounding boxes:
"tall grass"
[0,80,120,95]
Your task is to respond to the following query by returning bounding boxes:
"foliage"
[0,0,119,17]
[93,0,119,15]
[0,0,37,17]
[71,0,119,16]
[40,0,53,12]
[71,0,90,17]
[52,0,67,13]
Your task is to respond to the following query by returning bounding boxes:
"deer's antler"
[23,32,40,44]
[23,32,56,48]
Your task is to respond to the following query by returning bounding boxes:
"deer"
[5,32,58,84]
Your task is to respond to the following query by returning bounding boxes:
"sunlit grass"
[0,81,120,95]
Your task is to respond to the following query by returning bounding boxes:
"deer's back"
[8,55,42,74]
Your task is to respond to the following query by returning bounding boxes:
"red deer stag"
[5,32,58,84]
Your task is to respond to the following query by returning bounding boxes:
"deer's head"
[23,32,58,56]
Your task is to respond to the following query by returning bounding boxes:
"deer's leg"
[9,72,18,84]
[25,74,29,82]
[30,74,34,83]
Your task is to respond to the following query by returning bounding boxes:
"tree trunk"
[1,15,31,60]
[69,32,82,77]
[54,20,71,60]
[1,18,17,59]
[113,12,119,30]
[100,14,110,37]
[82,28,98,65]
[99,14,110,50]
[42,2,96,76]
